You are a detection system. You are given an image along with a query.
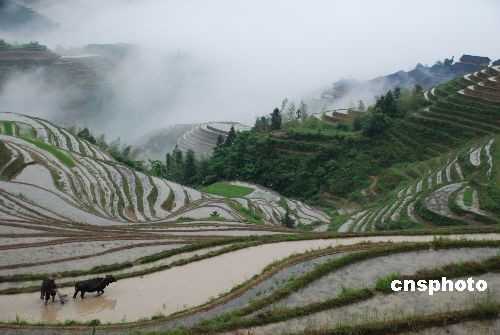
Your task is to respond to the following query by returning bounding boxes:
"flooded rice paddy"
[273,247,500,309]
[1,234,499,324]
[241,273,500,335]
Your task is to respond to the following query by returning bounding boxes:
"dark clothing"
[40,279,57,304]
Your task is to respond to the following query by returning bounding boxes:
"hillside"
[0,42,134,131]
[176,122,252,157]
[0,112,328,227]
[338,65,500,232]
[200,66,500,217]
[2,70,500,335]
[308,54,491,113]
[0,0,55,32]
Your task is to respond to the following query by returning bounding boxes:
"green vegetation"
[161,191,175,211]
[1,121,14,136]
[227,200,263,224]
[0,40,48,51]
[21,137,75,168]
[0,140,27,180]
[374,272,400,293]
[202,182,254,197]
[186,87,431,206]
[463,187,473,207]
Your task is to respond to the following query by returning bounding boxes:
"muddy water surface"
[0,234,499,324]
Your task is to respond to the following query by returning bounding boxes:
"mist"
[2,0,500,140]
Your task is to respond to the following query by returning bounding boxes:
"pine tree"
[394,87,401,101]
[172,146,184,183]
[216,134,225,146]
[149,160,165,178]
[271,108,282,130]
[260,116,269,131]
[184,149,197,185]
[224,126,236,146]
[281,209,295,228]
[299,101,308,120]
[165,153,173,178]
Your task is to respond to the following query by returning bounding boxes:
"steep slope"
[309,54,491,113]
[0,43,124,130]
[177,122,252,157]
[340,65,500,232]
[0,0,55,32]
[0,113,328,226]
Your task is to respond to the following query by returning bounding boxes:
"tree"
[286,102,296,122]
[172,146,184,182]
[281,209,295,228]
[261,116,269,131]
[353,115,363,131]
[184,150,197,185]
[254,117,269,132]
[444,56,454,67]
[0,40,9,50]
[224,126,236,146]
[299,101,308,121]
[122,146,132,160]
[150,160,166,178]
[197,159,210,184]
[357,100,366,112]
[393,87,401,101]
[216,134,225,146]
[271,108,282,130]
[362,112,391,137]
[165,153,173,178]
[77,128,96,144]
[375,90,398,117]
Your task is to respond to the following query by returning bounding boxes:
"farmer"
[40,277,57,304]
[40,276,68,304]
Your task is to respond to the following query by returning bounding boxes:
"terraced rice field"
[340,64,500,233]
[0,113,340,333]
[177,122,251,157]
[0,113,328,227]
[2,67,500,334]
[1,233,500,335]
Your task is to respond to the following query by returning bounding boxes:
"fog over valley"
[3,2,500,331]
[1,0,500,141]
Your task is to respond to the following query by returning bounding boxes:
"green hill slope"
[199,65,500,231]
[0,112,329,226]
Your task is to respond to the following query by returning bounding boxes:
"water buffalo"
[73,275,116,299]
[40,278,57,304]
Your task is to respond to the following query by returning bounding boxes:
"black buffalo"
[73,275,116,299]
[40,278,57,304]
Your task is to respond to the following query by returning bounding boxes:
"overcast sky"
[4,0,500,139]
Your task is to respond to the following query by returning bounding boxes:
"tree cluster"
[353,85,426,137]
[254,100,309,133]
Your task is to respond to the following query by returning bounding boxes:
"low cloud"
[1,0,499,140]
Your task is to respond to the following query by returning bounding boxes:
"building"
[459,55,491,67]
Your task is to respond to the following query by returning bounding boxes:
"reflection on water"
[40,300,61,323]
[0,234,499,324]
[74,295,117,316]
[37,290,118,322]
